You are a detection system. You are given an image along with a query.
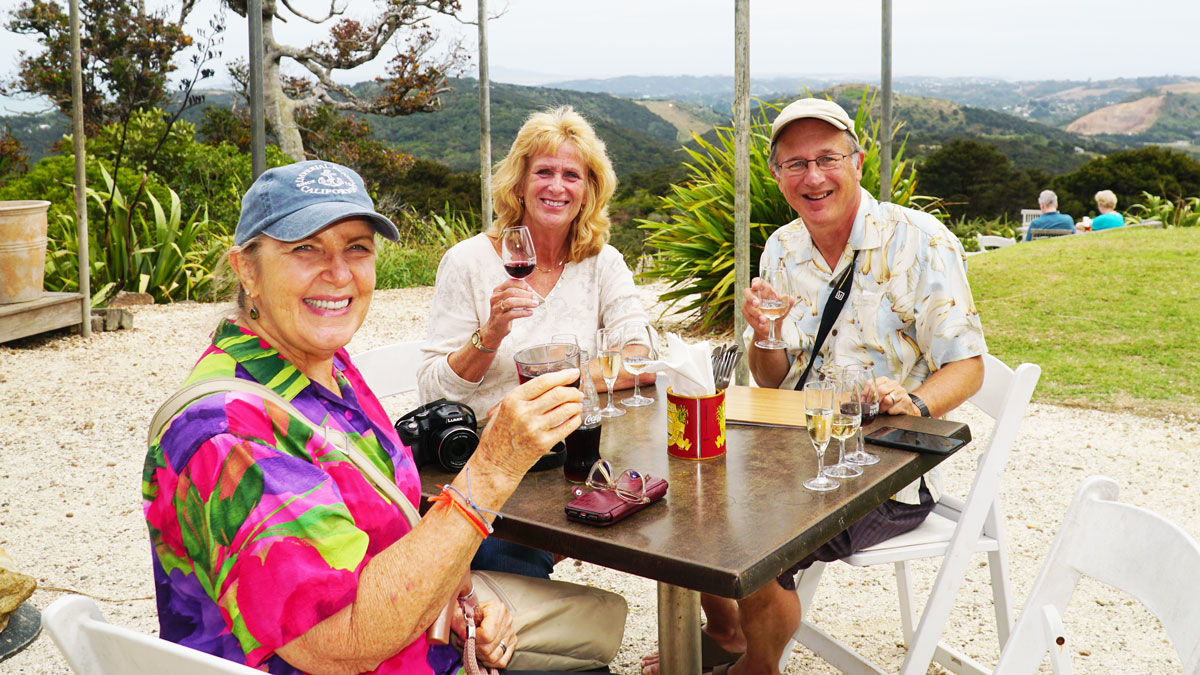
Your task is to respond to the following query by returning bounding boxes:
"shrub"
[945,217,1018,252]
[1126,192,1200,228]
[640,88,923,330]
[45,164,228,304]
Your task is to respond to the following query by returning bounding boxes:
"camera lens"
[437,427,479,471]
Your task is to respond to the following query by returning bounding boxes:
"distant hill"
[1066,82,1200,151]
[543,74,842,108]
[544,74,1200,155]
[357,77,681,177]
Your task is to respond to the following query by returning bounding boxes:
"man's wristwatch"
[908,393,931,417]
[470,329,496,353]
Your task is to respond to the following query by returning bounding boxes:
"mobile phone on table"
[864,426,966,456]
[565,477,668,526]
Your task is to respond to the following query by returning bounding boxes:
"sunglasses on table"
[584,459,651,504]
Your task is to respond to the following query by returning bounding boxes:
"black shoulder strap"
[794,249,860,390]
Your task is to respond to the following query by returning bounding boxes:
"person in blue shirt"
[1091,190,1124,230]
[1023,190,1075,241]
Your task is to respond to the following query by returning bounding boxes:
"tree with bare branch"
[221,0,464,160]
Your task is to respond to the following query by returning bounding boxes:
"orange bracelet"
[430,487,491,538]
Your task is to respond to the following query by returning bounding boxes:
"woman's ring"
[500,300,508,312]
[499,640,508,652]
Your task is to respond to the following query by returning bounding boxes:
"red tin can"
[666,387,726,460]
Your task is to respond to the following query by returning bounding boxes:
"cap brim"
[261,201,400,243]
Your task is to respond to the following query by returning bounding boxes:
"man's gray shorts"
[777,481,935,592]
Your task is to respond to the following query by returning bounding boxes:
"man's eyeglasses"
[775,152,856,175]
[585,460,650,504]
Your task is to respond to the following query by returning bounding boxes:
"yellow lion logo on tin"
[715,399,726,449]
[667,401,691,452]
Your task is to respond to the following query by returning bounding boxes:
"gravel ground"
[1,283,1196,674]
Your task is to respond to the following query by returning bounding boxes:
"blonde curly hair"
[488,106,617,262]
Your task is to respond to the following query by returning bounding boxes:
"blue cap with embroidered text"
[234,160,400,246]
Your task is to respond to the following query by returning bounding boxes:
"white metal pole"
[478,0,493,228]
[733,0,750,385]
[69,0,90,336]
[880,0,893,203]
[249,0,266,178]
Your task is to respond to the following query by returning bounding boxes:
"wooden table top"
[420,381,969,599]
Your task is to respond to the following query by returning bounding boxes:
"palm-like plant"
[639,87,923,329]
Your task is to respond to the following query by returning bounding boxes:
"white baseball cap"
[769,98,859,146]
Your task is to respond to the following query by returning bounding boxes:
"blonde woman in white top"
[418,106,652,422]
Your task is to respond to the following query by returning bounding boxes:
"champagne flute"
[595,328,626,417]
[620,323,657,407]
[754,259,792,349]
[824,372,863,478]
[802,380,838,492]
[500,225,546,304]
[844,365,881,466]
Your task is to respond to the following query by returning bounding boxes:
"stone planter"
[0,200,52,304]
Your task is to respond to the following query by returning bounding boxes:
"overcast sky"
[3,0,1199,114]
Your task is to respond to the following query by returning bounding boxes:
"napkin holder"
[666,387,726,460]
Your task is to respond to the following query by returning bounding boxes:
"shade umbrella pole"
[478,0,492,228]
[69,0,90,336]
[880,0,893,203]
[733,0,750,386]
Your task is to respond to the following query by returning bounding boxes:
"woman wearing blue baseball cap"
[143,161,625,674]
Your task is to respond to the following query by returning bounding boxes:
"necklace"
[535,259,566,273]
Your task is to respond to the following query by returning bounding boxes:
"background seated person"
[1022,189,1080,239]
[1091,189,1124,230]
[1022,189,1075,241]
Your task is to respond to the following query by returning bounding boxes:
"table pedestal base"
[657,582,701,674]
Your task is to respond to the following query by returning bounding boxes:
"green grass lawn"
[967,227,1199,419]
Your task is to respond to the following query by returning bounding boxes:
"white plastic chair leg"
[895,560,917,645]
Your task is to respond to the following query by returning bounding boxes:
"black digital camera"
[395,399,479,472]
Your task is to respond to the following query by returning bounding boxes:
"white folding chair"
[352,340,424,398]
[994,476,1200,674]
[976,234,1015,252]
[43,595,262,674]
[783,354,1041,675]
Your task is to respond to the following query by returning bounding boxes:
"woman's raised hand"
[479,368,582,478]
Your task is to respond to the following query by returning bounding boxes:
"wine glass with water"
[754,259,792,349]
[802,380,838,491]
[620,323,657,408]
[824,372,863,479]
[596,327,626,417]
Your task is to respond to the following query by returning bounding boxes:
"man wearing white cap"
[645,99,986,675]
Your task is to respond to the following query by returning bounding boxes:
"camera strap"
[149,377,421,526]
[793,249,860,391]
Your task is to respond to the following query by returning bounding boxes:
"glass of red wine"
[501,225,536,279]
[500,225,546,304]
[842,365,880,466]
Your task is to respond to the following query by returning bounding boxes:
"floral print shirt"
[750,188,987,502]
[143,320,460,674]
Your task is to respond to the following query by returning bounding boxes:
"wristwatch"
[908,393,931,417]
[470,329,496,353]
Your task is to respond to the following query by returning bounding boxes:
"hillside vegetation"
[968,227,1199,419]
[358,77,680,177]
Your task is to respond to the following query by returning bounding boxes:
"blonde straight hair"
[488,106,617,262]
